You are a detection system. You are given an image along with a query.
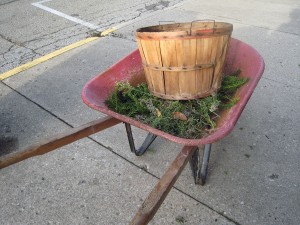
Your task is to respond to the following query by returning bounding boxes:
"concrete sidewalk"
[1,0,299,224]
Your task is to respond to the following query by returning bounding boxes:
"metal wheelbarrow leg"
[124,123,212,185]
[190,144,212,185]
[125,123,157,156]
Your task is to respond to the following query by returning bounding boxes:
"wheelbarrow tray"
[82,38,264,146]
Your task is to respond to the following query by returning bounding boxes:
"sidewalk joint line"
[171,186,242,225]
[1,81,75,128]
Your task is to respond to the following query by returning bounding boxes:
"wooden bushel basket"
[136,21,233,100]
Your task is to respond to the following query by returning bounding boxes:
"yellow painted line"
[0,36,99,80]
[101,27,117,36]
[0,26,118,81]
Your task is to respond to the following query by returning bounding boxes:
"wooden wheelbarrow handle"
[0,116,120,169]
[130,146,197,225]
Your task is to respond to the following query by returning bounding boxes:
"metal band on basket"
[142,62,215,72]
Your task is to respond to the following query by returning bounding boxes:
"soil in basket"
[106,70,248,139]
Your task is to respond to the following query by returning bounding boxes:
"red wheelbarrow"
[81,38,264,224]
[0,38,264,225]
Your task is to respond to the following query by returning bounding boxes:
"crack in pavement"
[0,33,42,58]
[0,45,14,60]
[32,31,89,52]
[0,0,23,7]
[20,24,80,46]
[0,55,5,62]
[262,77,300,90]
[0,33,22,47]
[0,27,87,73]
[81,0,171,19]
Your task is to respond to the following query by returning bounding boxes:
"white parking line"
[32,0,100,30]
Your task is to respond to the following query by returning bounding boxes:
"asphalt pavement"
[0,0,299,224]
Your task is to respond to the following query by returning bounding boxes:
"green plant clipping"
[175,215,186,224]
[106,70,248,139]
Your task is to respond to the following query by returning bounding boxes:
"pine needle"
[106,70,248,138]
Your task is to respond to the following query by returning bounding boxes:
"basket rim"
[136,21,233,40]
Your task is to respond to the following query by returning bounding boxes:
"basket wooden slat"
[160,40,179,97]
[212,35,230,90]
[136,40,152,91]
[139,40,163,93]
[176,39,197,97]
[198,37,212,95]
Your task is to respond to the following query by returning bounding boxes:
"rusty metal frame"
[124,123,157,156]
[124,123,212,186]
